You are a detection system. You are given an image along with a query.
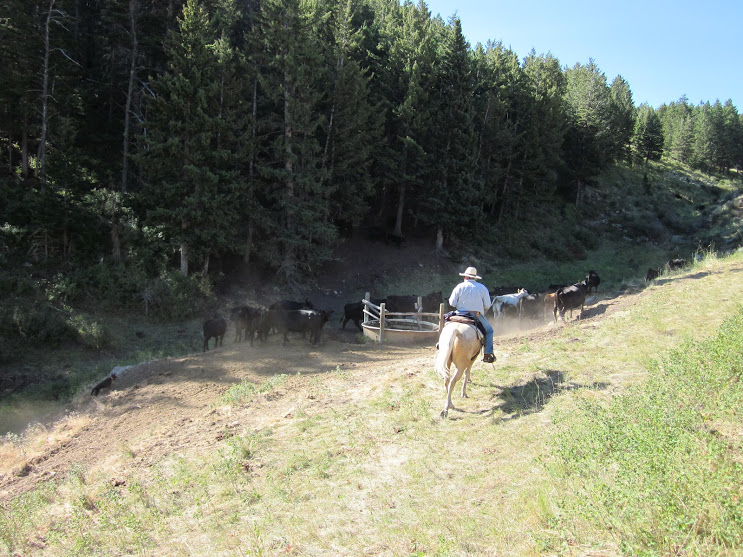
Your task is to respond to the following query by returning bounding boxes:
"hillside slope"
[1,252,741,555]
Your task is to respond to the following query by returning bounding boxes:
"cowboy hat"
[459,266,481,279]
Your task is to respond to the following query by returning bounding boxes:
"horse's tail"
[435,324,457,382]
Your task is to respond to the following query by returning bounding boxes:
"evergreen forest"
[1,0,742,302]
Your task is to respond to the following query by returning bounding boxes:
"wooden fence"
[361,292,445,343]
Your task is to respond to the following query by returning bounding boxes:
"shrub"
[147,271,215,321]
[1,302,77,347]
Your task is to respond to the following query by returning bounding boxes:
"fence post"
[364,292,370,326]
[438,303,445,334]
[379,302,386,343]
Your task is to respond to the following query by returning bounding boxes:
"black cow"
[585,270,600,294]
[554,281,588,321]
[203,316,227,351]
[421,291,443,312]
[341,298,386,332]
[267,309,335,345]
[646,268,661,281]
[386,291,442,313]
[230,305,266,345]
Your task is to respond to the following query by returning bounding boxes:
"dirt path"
[0,330,436,500]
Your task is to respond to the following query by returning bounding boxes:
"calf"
[91,373,117,396]
[666,258,687,271]
[543,291,558,319]
[267,309,335,345]
[230,305,265,345]
[554,281,588,321]
[585,270,600,294]
[203,316,227,351]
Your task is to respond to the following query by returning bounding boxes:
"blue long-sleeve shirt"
[448,279,492,314]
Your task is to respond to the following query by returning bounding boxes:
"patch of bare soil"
[0,331,438,500]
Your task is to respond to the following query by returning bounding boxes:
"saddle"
[444,311,485,341]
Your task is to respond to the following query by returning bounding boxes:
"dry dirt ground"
[0,278,635,502]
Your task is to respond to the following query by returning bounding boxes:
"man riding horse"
[447,266,495,363]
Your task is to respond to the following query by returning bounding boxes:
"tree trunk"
[121,0,139,193]
[244,74,258,265]
[436,227,444,253]
[180,218,189,276]
[243,222,253,265]
[38,0,55,187]
[111,225,121,263]
[394,184,405,237]
[6,130,11,176]
[180,242,188,276]
[282,69,294,281]
[21,120,29,179]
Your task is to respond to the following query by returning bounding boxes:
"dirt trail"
[0,331,437,500]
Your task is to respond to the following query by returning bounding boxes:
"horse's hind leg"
[461,364,474,398]
[441,368,463,418]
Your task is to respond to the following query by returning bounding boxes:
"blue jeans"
[477,314,494,354]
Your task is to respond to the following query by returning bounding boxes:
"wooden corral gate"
[361,293,445,343]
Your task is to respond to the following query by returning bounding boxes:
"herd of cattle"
[203,258,689,350]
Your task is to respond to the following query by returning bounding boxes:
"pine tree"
[657,96,694,164]
[420,17,479,252]
[135,0,238,276]
[382,0,437,238]
[520,50,567,197]
[563,59,615,204]
[609,75,636,162]
[253,0,333,286]
[320,0,383,236]
[471,41,525,224]
[632,104,664,165]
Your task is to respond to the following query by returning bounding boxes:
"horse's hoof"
[440,409,448,418]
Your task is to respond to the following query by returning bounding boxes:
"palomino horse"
[434,321,483,417]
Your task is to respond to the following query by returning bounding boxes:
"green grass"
[548,306,743,555]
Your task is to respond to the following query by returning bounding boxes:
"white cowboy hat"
[459,266,481,279]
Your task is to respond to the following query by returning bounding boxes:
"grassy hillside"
[0,246,742,555]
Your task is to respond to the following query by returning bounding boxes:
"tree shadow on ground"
[477,370,610,422]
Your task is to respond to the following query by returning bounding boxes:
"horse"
[434,321,483,417]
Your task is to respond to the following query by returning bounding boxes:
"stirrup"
[483,353,495,363]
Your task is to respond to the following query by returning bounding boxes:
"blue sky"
[423,0,741,110]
